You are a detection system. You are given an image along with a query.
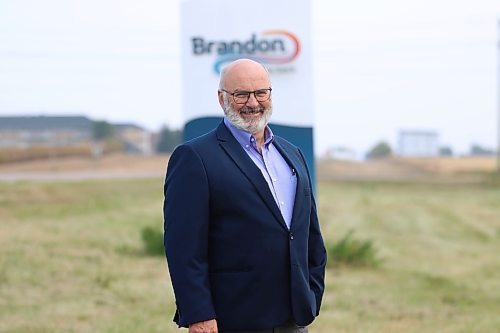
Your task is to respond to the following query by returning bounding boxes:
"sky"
[1,0,499,157]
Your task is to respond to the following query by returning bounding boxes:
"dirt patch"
[0,154,496,183]
[0,154,170,181]
[317,156,497,183]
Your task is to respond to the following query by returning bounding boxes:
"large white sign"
[181,0,313,127]
[180,0,316,186]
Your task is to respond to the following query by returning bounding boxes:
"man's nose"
[245,93,259,107]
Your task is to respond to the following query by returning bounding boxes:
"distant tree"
[439,146,454,156]
[470,144,495,156]
[365,141,392,160]
[157,126,183,153]
[92,121,114,141]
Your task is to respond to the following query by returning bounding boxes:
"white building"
[398,130,439,157]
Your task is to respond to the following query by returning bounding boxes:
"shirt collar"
[223,117,274,149]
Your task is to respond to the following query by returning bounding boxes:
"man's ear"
[218,90,225,109]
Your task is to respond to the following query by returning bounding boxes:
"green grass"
[315,180,500,333]
[1,178,499,332]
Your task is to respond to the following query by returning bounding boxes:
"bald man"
[164,59,326,333]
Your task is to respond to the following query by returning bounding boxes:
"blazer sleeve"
[298,148,327,315]
[163,144,216,327]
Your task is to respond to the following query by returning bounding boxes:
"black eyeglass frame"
[220,88,272,104]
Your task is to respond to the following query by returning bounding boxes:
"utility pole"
[497,18,500,174]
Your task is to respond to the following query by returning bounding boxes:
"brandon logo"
[191,30,301,73]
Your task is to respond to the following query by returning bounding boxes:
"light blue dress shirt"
[224,118,297,229]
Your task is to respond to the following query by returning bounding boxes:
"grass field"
[1,177,499,332]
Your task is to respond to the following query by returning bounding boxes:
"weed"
[141,226,164,256]
[327,230,380,268]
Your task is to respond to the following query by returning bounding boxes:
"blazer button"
[289,232,294,240]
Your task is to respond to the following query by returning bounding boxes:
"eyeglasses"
[221,88,272,104]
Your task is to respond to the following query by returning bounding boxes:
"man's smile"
[239,108,263,116]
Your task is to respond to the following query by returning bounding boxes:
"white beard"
[223,94,273,134]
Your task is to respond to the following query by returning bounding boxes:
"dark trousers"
[221,319,308,333]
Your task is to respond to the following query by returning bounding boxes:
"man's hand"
[188,319,218,333]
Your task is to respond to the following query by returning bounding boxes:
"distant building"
[0,115,152,155]
[114,123,153,155]
[398,130,439,157]
[0,115,93,148]
[322,146,358,160]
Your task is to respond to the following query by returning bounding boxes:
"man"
[163,59,326,333]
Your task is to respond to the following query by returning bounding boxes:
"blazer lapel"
[272,139,307,231]
[216,123,288,231]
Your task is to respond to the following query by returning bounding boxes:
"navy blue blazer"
[163,122,326,331]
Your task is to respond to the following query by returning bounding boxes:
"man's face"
[222,90,272,135]
[219,61,273,134]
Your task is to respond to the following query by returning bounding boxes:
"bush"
[328,231,380,268]
[141,226,164,256]
[157,126,183,153]
[365,141,392,160]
